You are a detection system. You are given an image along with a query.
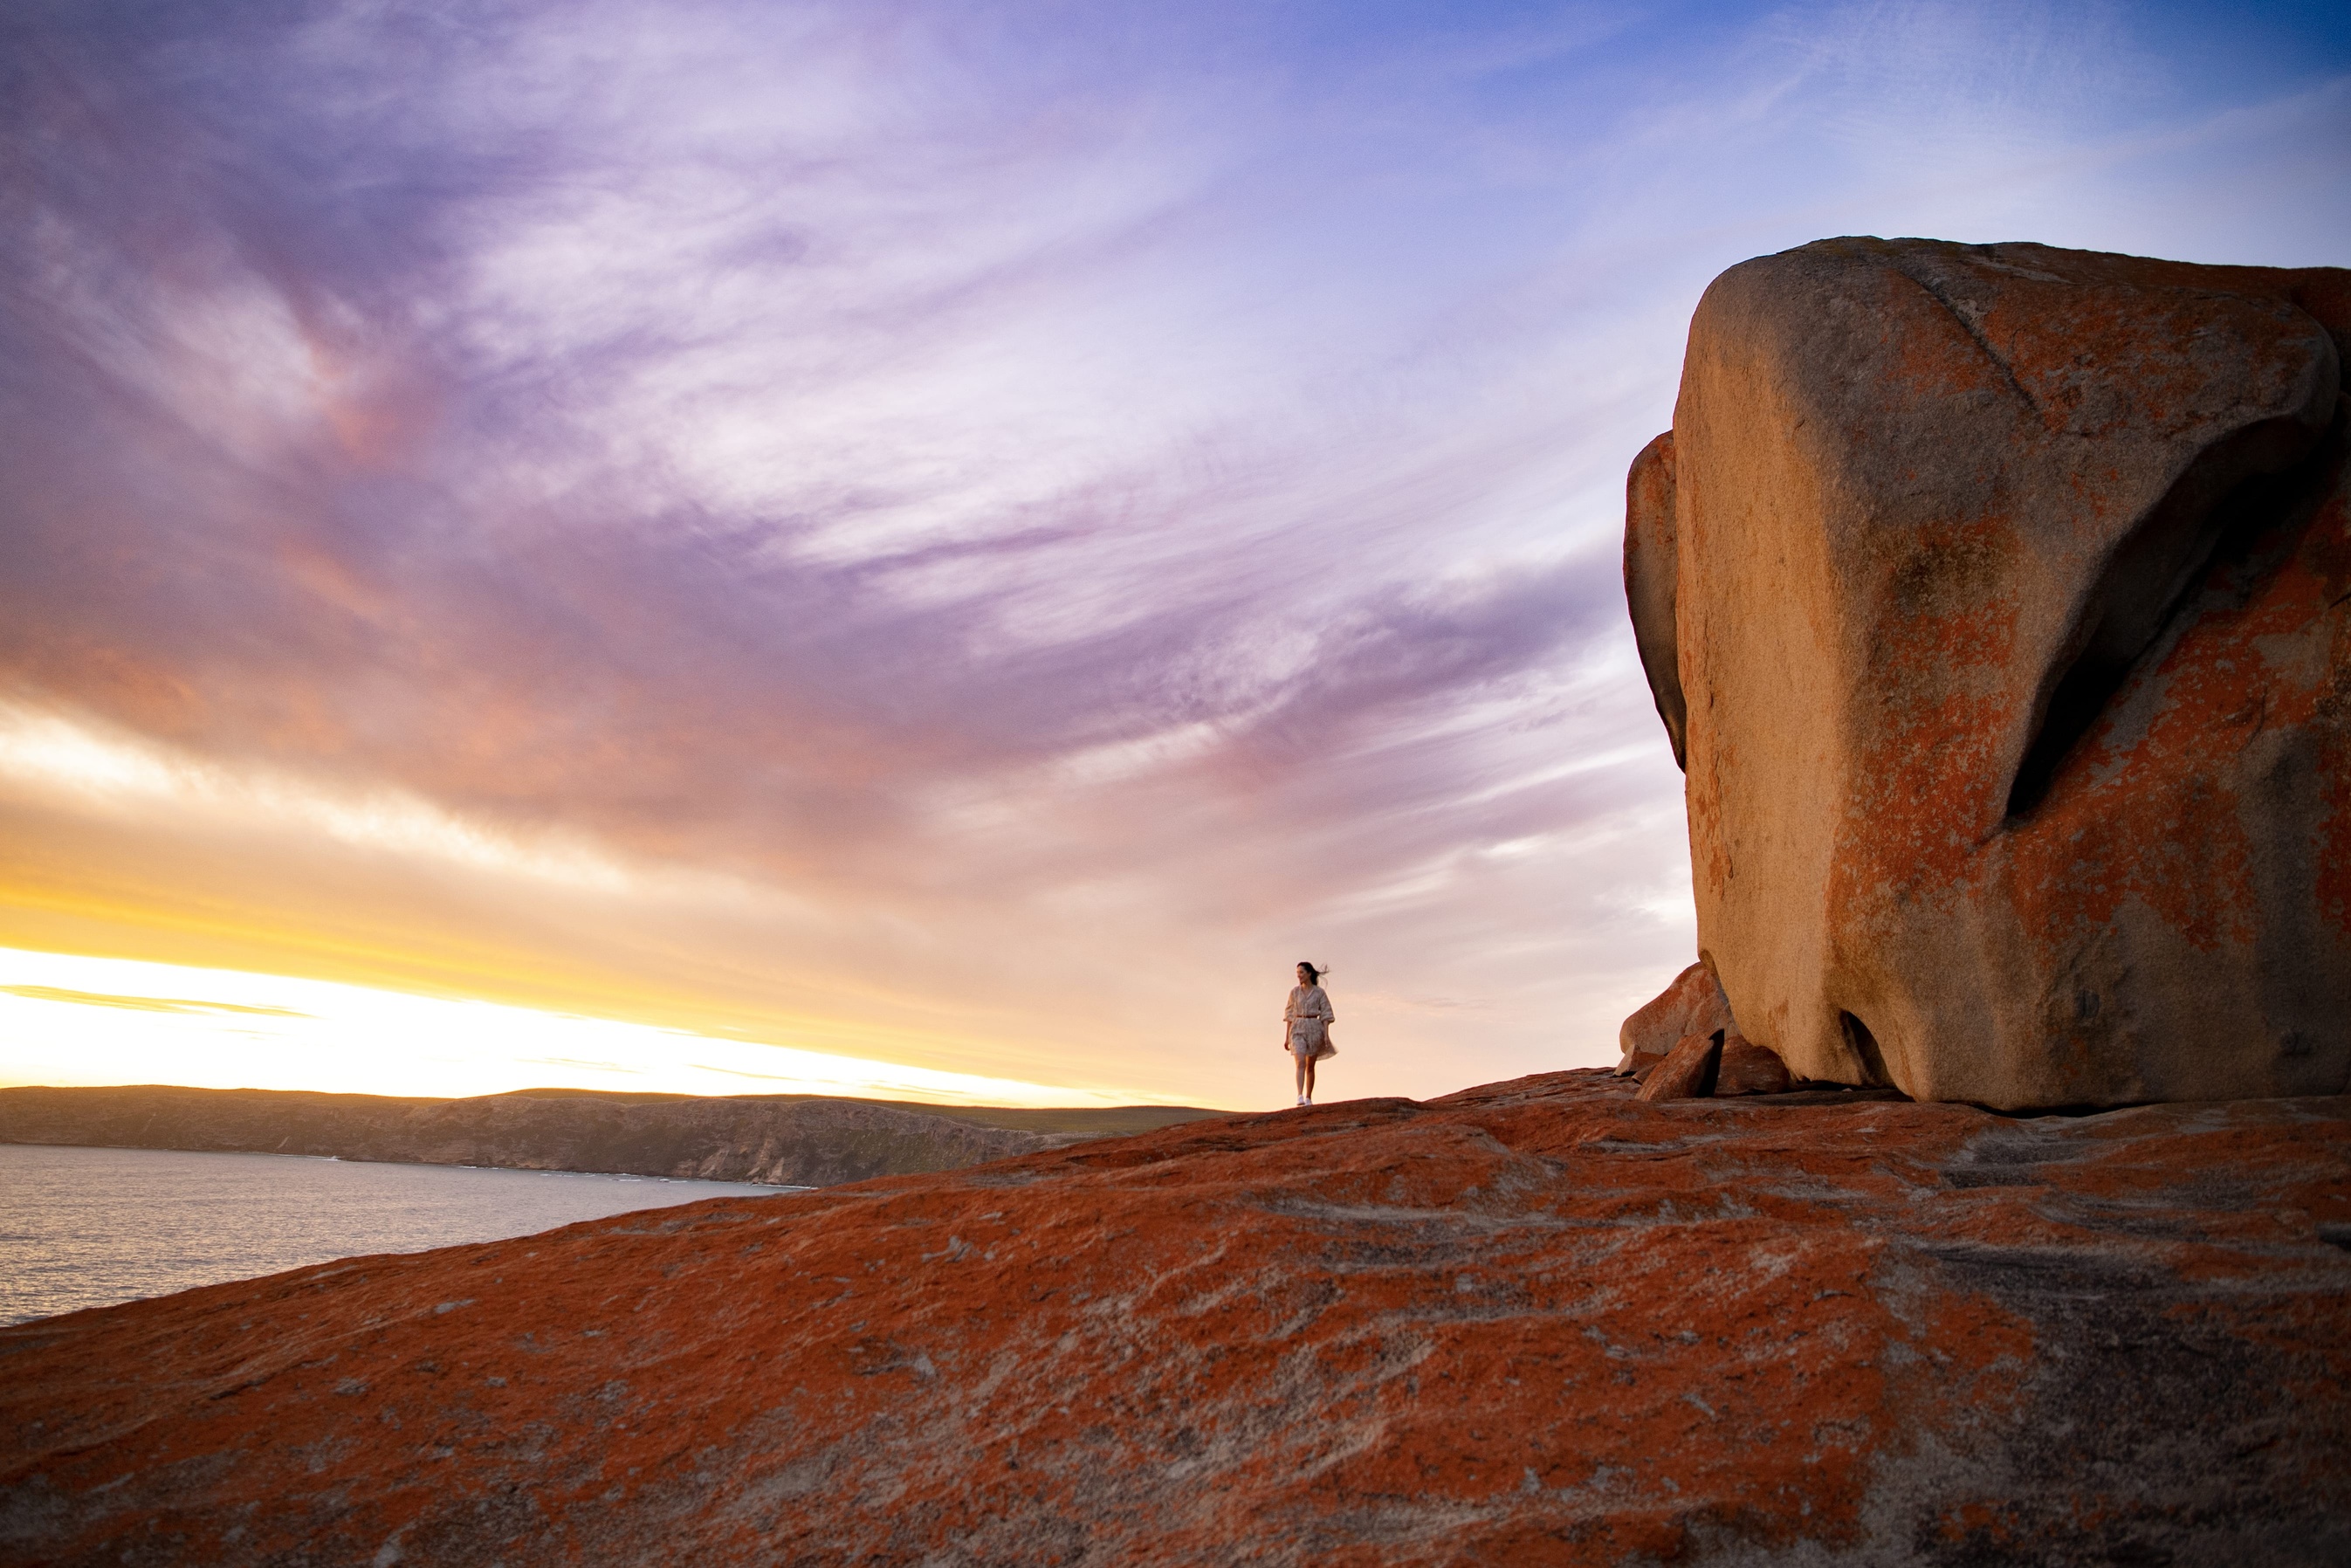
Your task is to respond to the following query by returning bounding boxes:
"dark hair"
[1296,961,1325,984]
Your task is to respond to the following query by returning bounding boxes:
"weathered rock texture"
[1634,1031,1720,1102]
[6,1072,2348,1566]
[1714,1035,1792,1097]
[1628,237,2351,1109]
[0,1086,1214,1188]
[1614,960,1735,1073]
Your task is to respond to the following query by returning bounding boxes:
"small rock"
[1637,1031,1722,1102]
[1714,1035,1792,1097]
[1617,964,1736,1074]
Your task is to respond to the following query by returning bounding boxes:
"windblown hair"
[1296,962,1326,985]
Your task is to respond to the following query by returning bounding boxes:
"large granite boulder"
[1627,237,2351,1109]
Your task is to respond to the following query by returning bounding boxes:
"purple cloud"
[3,0,2346,1101]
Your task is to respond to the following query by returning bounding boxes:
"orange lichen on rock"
[5,1073,2348,1565]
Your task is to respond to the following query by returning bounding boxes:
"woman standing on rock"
[1283,963,1336,1106]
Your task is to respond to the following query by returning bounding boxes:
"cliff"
[0,1085,1219,1188]
[5,1070,2347,1565]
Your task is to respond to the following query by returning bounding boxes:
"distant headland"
[0,1084,1221,1188]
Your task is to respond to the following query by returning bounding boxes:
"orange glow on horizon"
[0,705,1237,1104]
[0,947,1178,1108]
[0,696,1651,1111]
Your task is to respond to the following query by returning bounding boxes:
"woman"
[1282,962,1336,1106]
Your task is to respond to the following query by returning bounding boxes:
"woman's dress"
[1285,985,1336,1061]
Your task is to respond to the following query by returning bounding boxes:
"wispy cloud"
[0,985,310,1019]
[3,0,2346,1103]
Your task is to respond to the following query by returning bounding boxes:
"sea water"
[0,1143,787,1324]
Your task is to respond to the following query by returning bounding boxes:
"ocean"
[0,1143,786,1325]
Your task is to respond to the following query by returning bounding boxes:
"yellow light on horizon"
[0,948,1151,1108]
[0,702,1241,1107]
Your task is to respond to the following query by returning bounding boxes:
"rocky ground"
[0,1085,1218,1187]
[4,1069,2348,1565]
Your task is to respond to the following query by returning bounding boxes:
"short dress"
[1285,984,1337,1062]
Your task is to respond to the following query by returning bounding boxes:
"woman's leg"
[1303,1056,1316,1100]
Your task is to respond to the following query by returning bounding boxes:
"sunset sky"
[4,0,2348,1110]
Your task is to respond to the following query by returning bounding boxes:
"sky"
[3,0,2348,1111]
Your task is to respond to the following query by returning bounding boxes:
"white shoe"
[1295,1095,1306,1106]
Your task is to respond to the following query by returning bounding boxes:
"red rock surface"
[6,1072,2348,1565]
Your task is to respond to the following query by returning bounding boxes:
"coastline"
[0,1083,1224,1187]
